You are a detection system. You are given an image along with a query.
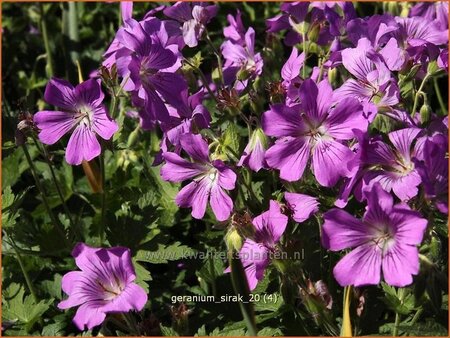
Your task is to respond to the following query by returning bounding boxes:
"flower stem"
[22,143,71,247]
[184,58,219,103]
[9,236,38,303]
[433,78,448,116]
[32,136,76,232]
[411,74,431,116]
[39,3,54,77]
[392,288,405,336]
[205,30,224,86]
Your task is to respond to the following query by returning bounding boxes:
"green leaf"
[2,283,54,332]
[136,242,197,264]
[133,258,152,293]
[160,324,179,336]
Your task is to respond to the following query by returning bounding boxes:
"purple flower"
[237,128,268,172]
[34,78,118,165]
[221,26,263,89]
[335,38,399,121]
[163,2,218,47]
[284,192,319,223]
[409,1,448,30]
[262,79,367,187]
[161,134,236,221]
[58,243,148,330]
[415,134,448,214]
[223,10,246,44]
[337,128,423,206]
[322,183,427,287]
[113,19,188,129]
[228,201,288,290]
[362,128,423,201]
[281,47,305,105]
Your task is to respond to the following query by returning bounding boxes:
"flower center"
[75,105,94,128]
[97,274,125,301]
[372,225,395,255]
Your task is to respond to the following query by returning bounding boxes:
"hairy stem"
[22,143,70,247]
[39,3,54,77]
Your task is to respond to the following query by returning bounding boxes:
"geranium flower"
[284,192,319,223]
[58,243,147,330]
[237,128,268,172]
[335,38,399,120]
[221,26,263,90]
[114,19,187,129]
[322,183,427,287]
[163,2,218,47]
[161,133,236,221]
[415,134,448,213]
[34,78,118,165]
[227,200,288,290]
[262,79,367,187]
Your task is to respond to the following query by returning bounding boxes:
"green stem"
[411,74,431,116]
[9,237,38,302]
[121,313,141,335]
[184,58,219,103]
[22,144,70,247]
[302,30,307,78]
[32,137,76,231]
[205,30,224,86]
[39,3,54,77]
[433,78,448,115]
[392,288,405,336]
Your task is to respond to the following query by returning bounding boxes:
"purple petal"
[284,192,319,223]
[44,78,77,110]
[65,125,101,165]
[74,79,105,108]
[262,104,305,137]
[281,48,305,82]
[161,152,205,182]
[179,133,210,162]
[175,178,210,219]
[265,136,311,182]
[333,243,382,286]
[34,110,76,145]
[312,139,354,187]
[72,302,107,330]
[209,184,233,221]
[92,106,119,140]
[325,97,367,139]
[322,209,371,250]
[382,243,419,287]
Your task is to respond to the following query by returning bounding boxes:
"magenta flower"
[221,26,263,89]
[228,200,288,290]
[237,128,268,172]
[58,243,148,330]
[262,79,367,187]
[284,192,319,223]
[163,2,218,48]
[415,134,448,214]
[322,183,427,287]
[335,38,399,121]
[114,19,187,129]
[34,78,118,165]
[161,133,236,221]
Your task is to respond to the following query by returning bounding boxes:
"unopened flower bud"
[225,227,243,252]
[327,67,338,86]
[420,103,432,124]
[307,22,321,43]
